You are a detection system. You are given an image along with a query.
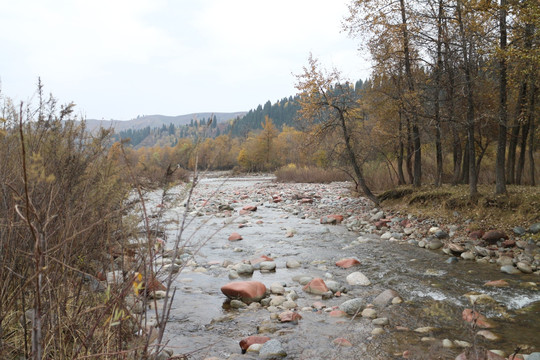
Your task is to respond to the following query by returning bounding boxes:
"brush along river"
[136,174,539,359]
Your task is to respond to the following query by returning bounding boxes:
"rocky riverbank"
[112,175,539,359]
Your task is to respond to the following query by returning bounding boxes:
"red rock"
[336,258,361,268]
[482,230,508,243]
[333,338,352,347]
[272,196,282,203]
[462,309,494,328]
[329,310,347,317]
[469,230,485,239]
[501,239,515,248]
[300,198,313,204]
[484,279,509,287]
[279,311,302,323]
[239,210,249,215]
[228,232,243,241]
[239,335,270,352]
[221,281,267,304]
[303,278,329,295]
[335,291,341,297]
[242,205,257,212]
[250,255,274,265]
[238,223,247,228]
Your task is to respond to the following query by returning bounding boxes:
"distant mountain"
[84,112,246,132]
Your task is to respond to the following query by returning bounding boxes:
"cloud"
[0,0,371,119]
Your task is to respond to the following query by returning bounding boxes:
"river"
[140,175,539,360]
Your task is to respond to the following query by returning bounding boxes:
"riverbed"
[141,175,539,360]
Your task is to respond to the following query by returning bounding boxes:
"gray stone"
[517,262,533,274]
[361,308,377,318]
[461,251,476,260]
[373,289,400,308]
[235,263,254,275]
[325,280,341,293]
[513,226,526,235]
[372,317,389,326]
[526,352,540,360]
[371,211,384,221]
[500,265,521,275]
[259,339,287,359]
[427,239,444,250]
[339,298,365,315]
[435,230,449,239]
[286,259,301,269]
[230,299,247,309]
[529,223,540,234]
[497,256,514,266]
[260,261,276,271]
[269,296,286,307]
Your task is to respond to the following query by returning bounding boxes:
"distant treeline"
[112,80,365,147]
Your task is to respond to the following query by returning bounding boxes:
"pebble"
[414,326,436,333]
[442,339,453,348]
[361,308,377,318]
[371,327,385,335]
[372,317,389,326]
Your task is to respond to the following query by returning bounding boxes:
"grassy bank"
[378,184,540,233]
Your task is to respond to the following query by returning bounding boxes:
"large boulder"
[221,281,266,304]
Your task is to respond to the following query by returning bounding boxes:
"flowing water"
[144,176,540,359]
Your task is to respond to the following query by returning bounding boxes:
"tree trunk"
[495,0,508,194]
[507,81,527,184]
[528,82,536,186]
[516,114,529,185]
[456,0,477,196]
[399,0,422,187]
[461,138,470,184]
[434,0,444,187]
[406,116,414,184]
[444,41,461,185]
[338,109,379,205]
[397,111,407,185]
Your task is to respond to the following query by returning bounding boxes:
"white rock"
[346,272,371,286]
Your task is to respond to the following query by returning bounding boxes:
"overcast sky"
[0,0,371,120]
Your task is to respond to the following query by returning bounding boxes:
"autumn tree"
[295,54,379,205]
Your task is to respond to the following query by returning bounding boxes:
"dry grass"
[275,164,351,183]
[379,184,540,232]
